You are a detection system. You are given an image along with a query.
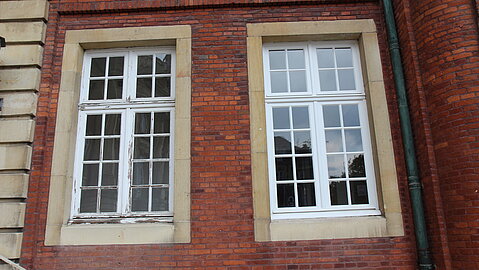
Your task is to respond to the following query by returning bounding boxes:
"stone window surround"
[247,19,404,241]
[45,25,191,245]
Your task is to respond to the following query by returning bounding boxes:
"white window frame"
[264,41,380,219]
[71,47,176,219]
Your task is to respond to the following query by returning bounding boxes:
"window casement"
[72,48,176,219]
[263,41,379,219]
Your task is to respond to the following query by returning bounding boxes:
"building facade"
[0,0,478,269]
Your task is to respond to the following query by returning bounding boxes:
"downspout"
[381,0,435,269]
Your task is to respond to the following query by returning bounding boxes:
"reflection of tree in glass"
[295,139,311,154]
[348,154,365,178]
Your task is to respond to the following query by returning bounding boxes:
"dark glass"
[277,184,295,208]
[101,163,118,186]
[134,137,150,159]
[330,181,348,205]
[154,112,170,134]
[131,188,149,212]
[137,55,153,75]
[152,188,168,211]
[79,189,97,213]
[350,181,369,204]
[89,80,104,100]
[104,114,121,135]
[155,54,171,74]
[292,107,309,128]
[135,113,151,134]
[155,77,171,97]
[272,107,290,129]
[153,137,169,158]
[90,58,106,77]
[348,154,366,178]
[82,164,99,186]
[298,183,316,207]
[100,189,117,212]
[107,79,123,99]
[295,157,314,180]
[108,57,124,76]
[274,132,292,154]
[153,162,169,184]
[103,138,120,160]
[86,115,102,136]
[136,78,152,98]
[275,158,293,181]
[133,162,150,185]
[84,139,100,161]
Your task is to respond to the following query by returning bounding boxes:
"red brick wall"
[22,1,423,269]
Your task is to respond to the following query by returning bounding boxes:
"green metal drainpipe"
[382,0,435,269]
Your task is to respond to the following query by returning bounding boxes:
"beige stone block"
[175,77,191,120]
[360,33,384,83]
[0,174,29,198]
[0,233,22,258]
[0,92,38,116]
[0,68,41,91]
[251,152,270,218]
[0,263,15,270]
[0,45,43,67]
[61,44,83,73]
[173,159,190,221]
[0,145,32,170]
[50,131,75,177]
[0,22,46,43]
[0,119,35,143]
[0,0,49,21]
[176,38,191,78]
[0,203,25,228]
[247,37,264,92]
[174,118,190,160]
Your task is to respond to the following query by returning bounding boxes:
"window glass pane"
[100,189,117,212]
[155,77,171,97]
[152,188,169,211]
[131,188,149,212]
[138,55,153,75]
[154,112,170,134]
[89,80,104,100]
[325,130,343,153]
[107,79,123,99]
[330,181,348,205]
[270,71,288,93]
[153,137,169,158]
[323,105,341,127]
[274,132,292,154]
[335,48,353,68]
[317,49,335,68]
[102,163,119,186]
[292,107,309,128]
[80,189,97,213]
[272,107,290,129]
[82,164,99,186]
[298,183,316,207]
[269,50,286,70]
[327,154,345,179]
[275,157,293,181]
[90,58,106,77]
[136,78,152,98]
[287,50,305,69]
[344,129,363,152]
[350,181,369,204]
[289,71,307,92]
[153,162,169,184]
[103,138,120,160]
[277,184,295,207]
[319,70,337,91]
[104,114,121,135]
[133,162,149,185]
[155,54,171,74]
[296,157,314,180]
[342,104,360,127]
[135,113,151,134]
[294,131,311,154]
[134,137,150,159]
[84,139,100,161]
[348,154,366,178]
[86,115,102,136]
[338,69,356,90]
[108,57,124,76]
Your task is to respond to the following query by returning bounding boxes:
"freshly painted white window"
[72,48,176,218]
[264,41,379,219]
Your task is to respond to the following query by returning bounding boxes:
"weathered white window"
[264,41,379,219]
[72,48,176,218]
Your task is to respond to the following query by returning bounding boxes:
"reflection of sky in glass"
[287,50,305,69]
[342,104,360,126]
[325,130,343,152]
[273,107,290,129]
[323,105,340,127]
[327,154,345,178]
[294,131,311,153]
[269,50,286,70]
[345,129,363,152]
[292,107,309,128]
